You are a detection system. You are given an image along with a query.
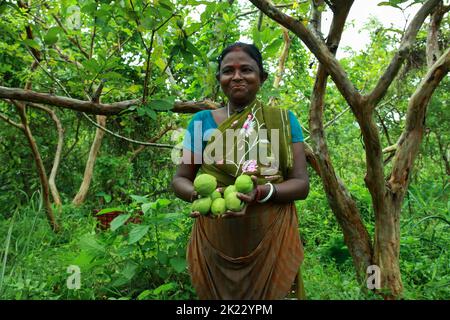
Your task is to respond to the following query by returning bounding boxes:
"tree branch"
[51,13,90,59]
[0,86,219,115]
[269,28,291,106]
[11,99,59,231]
[28,102,64,207]
[130,123,176,161]
[81,112,179,149]
[0,111,24,130]
[307,0,373,281]
[248,0,363,111]
[426,1,446,68]
[388,48,450,194]
[236,3,301,18]
[368,0,441,107]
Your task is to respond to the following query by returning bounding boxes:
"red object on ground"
[92,209,143,230]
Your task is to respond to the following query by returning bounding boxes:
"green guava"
[210,190,222,201]
[223,185,237,198]
[191,197,212,215]
[235,175,254,194]
[194,174,217,197]
[211,198,226,215]
[225,192,244,212]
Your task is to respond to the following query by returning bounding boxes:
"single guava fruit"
[194,174,217,197]
[191,197,212,215]
[223,185,237,198]
[210,190,222,201]
[211,198,226,215]
[225,192,243,212]
[235,175,254,194]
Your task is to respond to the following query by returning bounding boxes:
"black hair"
[217,42,267,80]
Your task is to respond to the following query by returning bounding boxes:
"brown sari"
[186,100,304,299]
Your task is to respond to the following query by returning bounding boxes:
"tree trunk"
[375,191,403,298]
[308,0,373,283]
[249,0,444,300]
[13,101,60,232]
[29,103,64,208]
[380,49,450,298]
[72,115,107,206]
[310,64,373,282]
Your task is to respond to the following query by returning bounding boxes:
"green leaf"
[153,282,176,295]
[154,57,166,71]
[147,108,157,120]
[81,2,98,14]
[159,0,174,12]
[128,225,150,244]
[157,251,168,264]
[157,198,171,208]
[79,234,105,253]
[252,29,262,49]
[150,198,172,210]
[121,261,138,280]
[82,59,101,73]
[142,202,152,214]
[22,39,40,50]
[147,99,174,111]
[170,44,182,56]
[96,207,122,215]
[169,257,186,273]
[44,27,61,45]
[264,38,283,58]
[137,290,153,300]
[130,194,149,203]
[185,40,202,57]
[102,71,122,80]
[181,50,193,64]
[0,3,9,14]
[110,214,131,231]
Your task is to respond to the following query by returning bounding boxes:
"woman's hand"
[235,175,258,204]
[190,176,258,219]
[190,203,249,219]
[189,190,199,203]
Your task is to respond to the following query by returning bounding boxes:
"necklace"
[227,103,245,118]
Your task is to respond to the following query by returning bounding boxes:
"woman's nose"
[231,70,243,80]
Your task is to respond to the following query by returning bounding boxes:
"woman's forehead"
[220,50,258,67]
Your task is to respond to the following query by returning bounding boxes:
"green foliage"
[0,0,448,300]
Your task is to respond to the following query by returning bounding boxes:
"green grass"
[0,180,448,300]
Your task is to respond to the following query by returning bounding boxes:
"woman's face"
[218,50,265,108]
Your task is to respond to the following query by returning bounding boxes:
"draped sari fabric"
[186,100,304,300]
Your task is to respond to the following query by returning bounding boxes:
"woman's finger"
[221,203,248,218]
[189,211,201,218]
[221,211,245,219]
[237,192,252,202]
[251,175,258,187]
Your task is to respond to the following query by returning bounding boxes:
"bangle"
[257,183,274,203]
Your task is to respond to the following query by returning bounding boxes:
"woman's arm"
[171,148,201,202]
[258,142,309,203]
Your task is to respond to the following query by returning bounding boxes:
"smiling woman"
[216,45,268,111]
[171,42,310,300]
